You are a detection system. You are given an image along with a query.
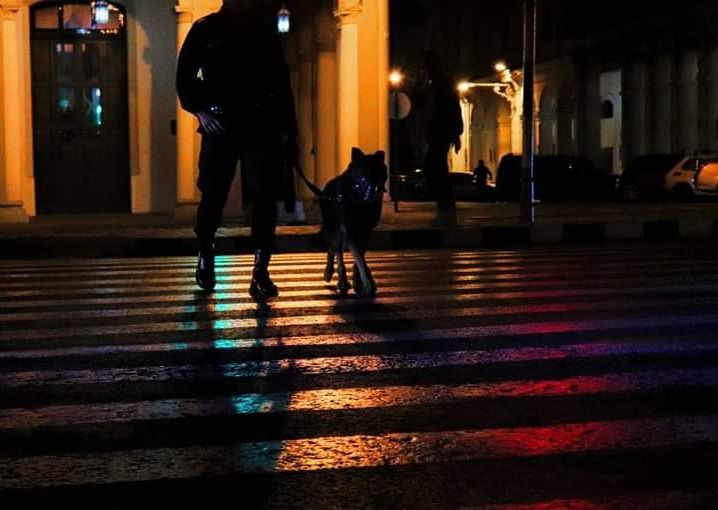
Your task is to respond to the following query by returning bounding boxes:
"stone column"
[669,51,681,153]
[620,57,633,165]
[295,20,315,200]
[335,0,389,170]
[644,55,656,153]
[314,6,338,189]
[571,60,588,157]
[510,100,523,154]
[174,5,199,218]
[376,0,389,165]
[0,4,6,210]
[496,102,513,161]
[0,2,29,222]
[336,3,360,170]
[697,44,712,151]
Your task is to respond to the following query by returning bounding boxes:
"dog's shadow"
[326,253,423,361]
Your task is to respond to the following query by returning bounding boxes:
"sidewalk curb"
[1,218,717,258]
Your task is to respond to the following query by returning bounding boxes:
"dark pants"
[425,140,455,210]
[195,132,281,252]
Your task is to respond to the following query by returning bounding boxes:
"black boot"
[249,249,278,300]
[195,245,216,292]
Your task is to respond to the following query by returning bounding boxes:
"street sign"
[390,91,411,120]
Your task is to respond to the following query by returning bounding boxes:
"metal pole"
[392,90,400,212]
[521,0,536,224]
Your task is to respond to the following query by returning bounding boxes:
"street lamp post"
[521,0,537,224]
[389,70,404,212]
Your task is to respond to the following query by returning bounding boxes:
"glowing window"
[34,6,60,30]
[32,2,125,34]
[63,4,93,30]
[84,87,102,126]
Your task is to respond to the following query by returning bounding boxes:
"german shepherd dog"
[320,148,387,297]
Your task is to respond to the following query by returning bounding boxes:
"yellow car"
[694,162,718,196]
[664,155,718,198]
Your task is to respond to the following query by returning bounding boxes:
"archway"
[538,87,557,155]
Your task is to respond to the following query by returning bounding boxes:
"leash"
[290,161,332,200]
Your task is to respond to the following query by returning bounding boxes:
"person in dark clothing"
[421,50,463,223]
[472,159,493,188]
[176,0,298,300]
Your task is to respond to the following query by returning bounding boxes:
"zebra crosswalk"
[1,245,718,509]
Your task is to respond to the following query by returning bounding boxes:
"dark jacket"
[423,74,463,144]
[176,6,297,137]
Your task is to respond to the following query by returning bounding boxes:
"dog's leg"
[353,258,375,296]
[352,261,363,296]
[348,242,376,297]
[336,250,350,296]
[324,252,335,283]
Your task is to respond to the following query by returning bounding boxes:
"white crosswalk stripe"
[1,246,718,509]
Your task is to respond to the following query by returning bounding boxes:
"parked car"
[495,154,616,202]
[617,154,683,201]
[396,168,431,201]
[694,161,718,196]
[664,154,718,198]
[395,169,492,202]
[451,172,494,201]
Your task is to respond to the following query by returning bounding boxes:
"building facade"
[390,0,718,177]
[0,0,389,222]
[467,0,718,176]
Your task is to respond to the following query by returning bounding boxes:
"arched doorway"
[30,0,130,214]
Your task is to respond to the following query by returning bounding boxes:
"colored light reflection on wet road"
[3,367,717,429]
[212,339,237,350]
[4,415,717,489]
[5,340,718,387]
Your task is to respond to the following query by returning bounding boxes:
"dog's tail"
[292,162,325,197]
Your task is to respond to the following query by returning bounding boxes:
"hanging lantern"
[277,4,290,34]
[93,1,110,25]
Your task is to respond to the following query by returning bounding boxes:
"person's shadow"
[181,282,296,507]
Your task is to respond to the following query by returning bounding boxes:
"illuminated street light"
[494,61,508,73]
[457,80,509,94]
[389,70,404,88]
[389,69,406,213]
[277,4,290,33]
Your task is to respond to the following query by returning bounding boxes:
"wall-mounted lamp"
[494,61,521,91]
[458,81,472,94]
[93,1,110,25]
[457,80,508,93]
[277,4,290,33]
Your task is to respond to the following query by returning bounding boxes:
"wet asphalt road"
[1,245,718,509]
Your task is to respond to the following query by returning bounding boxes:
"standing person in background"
[472,159,493,189]
[421,49,463,225]
[176,0,298,300]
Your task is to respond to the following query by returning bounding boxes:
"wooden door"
[31,2,129,214]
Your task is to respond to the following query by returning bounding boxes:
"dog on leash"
[320,148,387,297]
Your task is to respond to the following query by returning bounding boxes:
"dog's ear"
[351,147,364,162]
[373,151,386,163]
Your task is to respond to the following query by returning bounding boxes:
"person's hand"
[452,136,462,154]
[197,110,226,135]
